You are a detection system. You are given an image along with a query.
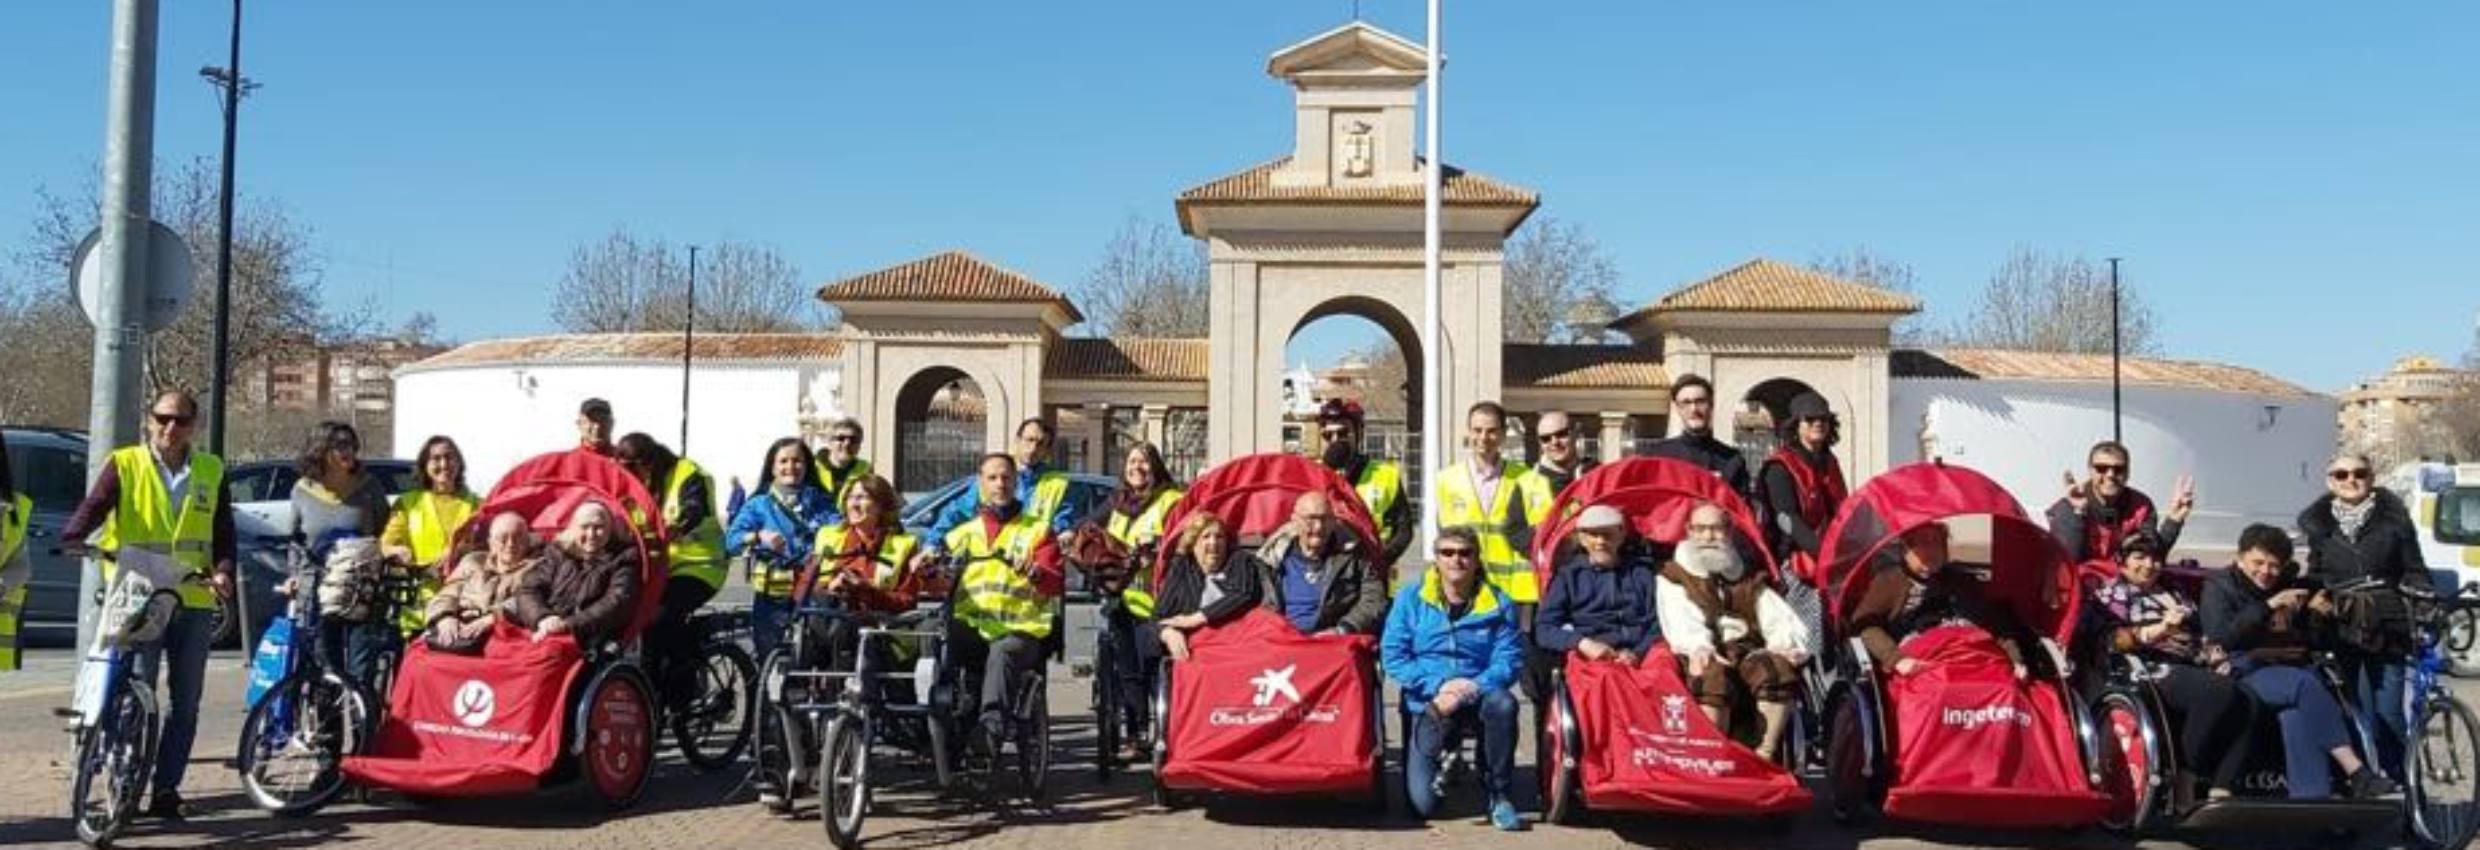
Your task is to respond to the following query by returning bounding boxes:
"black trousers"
[649,576,718,696]
[945,622,1044,728]
[2154,662,2256,791]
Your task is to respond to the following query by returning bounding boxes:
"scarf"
[2333,496,2376,542]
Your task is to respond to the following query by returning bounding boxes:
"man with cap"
[1655,501,1812,762]
[576,398,616,456]
[1316,399,1413,569]
[1531,410,1599,498]
[1758,392,1846,562]
[1534,503,1662,671]
[1645,374,1752,497]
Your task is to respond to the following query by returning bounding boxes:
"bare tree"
[13,157,354,409]
[1073,216,1208,338]
[0,280,95,427]
[1503,217,1621,343]
[1809,246,1932,344]
[1942,248,2162,354]
[551,229,819,333]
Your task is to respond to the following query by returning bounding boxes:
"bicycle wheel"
[2449,609,2480,679]
[753,650,797,813]
[2410,694,2480,850]
[72,681,156,847]
[672,640,757,771]
[820,713,872,850]
[1017,677,1051,801]
[239,669,372,817]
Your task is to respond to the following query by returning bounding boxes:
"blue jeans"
[751,594,792,662]
[131,607,214,796]
[1406,688,1518,818]
[321,619,400,691]
[2339,654,2409,779]
[2239,664,2348,799]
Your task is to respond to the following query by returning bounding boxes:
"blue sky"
[4,2,2474,392]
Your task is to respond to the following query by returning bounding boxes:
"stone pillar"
[1082,402,1112,475]
[1141,404,1169,445]
[1599,410,1629,463]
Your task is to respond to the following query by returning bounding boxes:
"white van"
[2389,462,2480,589]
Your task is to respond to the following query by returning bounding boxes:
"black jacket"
[2045,488,2184,564]
[1644,432,1751,497]
[2298,489,2431,591]
[2198,563,2320,667]
[1759,443,1837,558]
[1154,551,1261,626]
[1533,458,1599,502]
[1253,528,1390,635]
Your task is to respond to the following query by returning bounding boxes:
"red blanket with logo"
[1562,644,1811,814]
[1158,610,1378,795]
[1881,624,2109,826]
[342,622,586,795]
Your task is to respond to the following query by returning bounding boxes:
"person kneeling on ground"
[1381,527,1527,832]
[423,512,539,653]
[1849,521,2056,681]
[511,502,640,649]
[2200,523,2397,800]
[1655,501,1812,762]
[1148,512,1261,664]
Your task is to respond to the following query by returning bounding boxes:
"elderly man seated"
[511,502,641,648]
[1534,504,1661,667]
[1654,501,1812,761]
[1849,521,2048,681]
[423,512,540,653]
[1254,491,1388,636]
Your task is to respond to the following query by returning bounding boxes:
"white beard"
[1678,540,1745,582]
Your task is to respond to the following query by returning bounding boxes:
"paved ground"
[0,646,2467,850]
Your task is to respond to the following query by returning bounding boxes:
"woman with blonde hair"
[1144,512,1261,663]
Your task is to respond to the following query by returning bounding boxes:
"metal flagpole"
[682,245,697,454]
[2108,257,2122,444]
[1419,0,1444,556]
[204,0,246,456]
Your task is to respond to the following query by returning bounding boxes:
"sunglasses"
[2090,463,2128,476]
[150,412,195,426]
[1539,430,1572,441]
[2329,468,2372,482]
[1436,547,1476,559]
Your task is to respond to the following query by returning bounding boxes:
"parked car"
[224,458,418,648]
[3,426,91,648]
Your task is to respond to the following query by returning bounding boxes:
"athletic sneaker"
[1489,796,1525,832]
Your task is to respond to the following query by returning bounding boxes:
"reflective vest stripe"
[665,459,726,589]
[1432,463,1551,604]
[1354,462,1403,540]
[100,447,225,610]
[945,514,1054,640]
[1023,473,1070,531]
[814,458,874,506]
[0,493,27,671]
[1106,488,1183,620]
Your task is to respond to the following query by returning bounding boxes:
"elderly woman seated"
[511,502,641,648]
[422,512,541,653]
[1849,521,2046,681]
[2091,530,2251,801]
[1654,501,1812,761]
[1147,512,1261,663]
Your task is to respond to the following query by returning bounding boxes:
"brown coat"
[511,542,640,647]
[426,551,538,651]
[1846,560,2034,671]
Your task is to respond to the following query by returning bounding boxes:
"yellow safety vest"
[812,457,874,506]
[1431,461,1553,604]
[1,492,29,671]
[99,446,226,610]
[809,524,920,599]
[1104,487,1183,620]
[946,511,1055,641]
[1354,460,1405,541]
[1023,470,1071,531]
[664,459,726,590]
[391,489,478,635]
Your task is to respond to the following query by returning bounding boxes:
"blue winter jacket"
[725,485,839,575]
[1380,567,1526,711]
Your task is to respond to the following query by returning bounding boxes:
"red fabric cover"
[343,622,585,795]
[1152,454,1379,594]
[1564,644,1811,814]
[1158,609,1378,794]
[1530,458,1779,593]
[1879,625,2109,827]
[1821,462,2082,643]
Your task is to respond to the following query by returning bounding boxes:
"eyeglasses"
[2090,463,2128,476]
[1436,547,1475,559]
[828,434,860,444]
[150,412,194,426]
[1675,395,1714,408]
[2329,468,2372,482]
[1320,428,1353,440]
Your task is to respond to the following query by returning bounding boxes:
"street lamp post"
[202,0,254,455]
[2108,257,2123,444]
